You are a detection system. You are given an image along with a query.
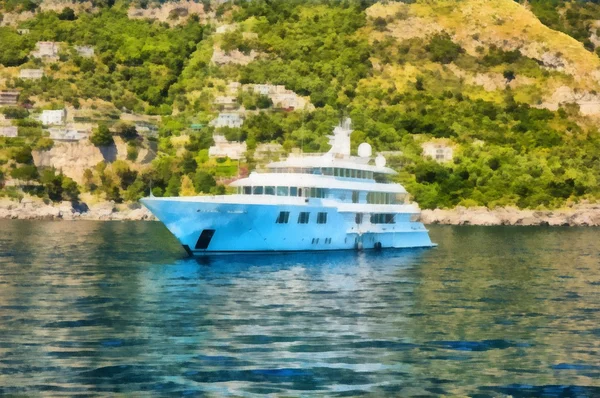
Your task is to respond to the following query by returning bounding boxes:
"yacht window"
[253,186,263,195]
[317,212,327,224]
[344,169,350,177]
[351,169,356,178]
[290,187,298,196]
[352,191,359,203]
[357,170,362,179]
[298,212,310,224]
[310,187,317,198]
[355,213,363,224]
[396,193,406,204]
[276,211,290,224]
[265,186,275,195]
[371,213,396,224]
[277,186,289,196]
[244,186,251,195]
[334,168,340,177]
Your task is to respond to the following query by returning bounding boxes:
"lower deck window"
[276,211,290,224]
[298,212,310,224]
[317,212,327,224]
[370,213,396,224]
[355,213,363,224]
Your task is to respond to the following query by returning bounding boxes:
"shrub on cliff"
[90,124,114,146]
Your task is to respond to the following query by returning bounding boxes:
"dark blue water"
[0,220,599,396]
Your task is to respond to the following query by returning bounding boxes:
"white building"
[227,81,241,94]
[271,93,306,110]
[216,24,237,34]
[19,69,44,80]
[209,112,243,128]
[48,127,89,141]
[32,41,60,58]
[41,109,67,126]
[209,135,247,160]
[0,126,18,138]
[255,142,284,160]
[75,45,94,58]
[17,29,30,35]
[135,123,158,138]
[0,90,19,106]
[421,140,455,163]
[214,95,238,110]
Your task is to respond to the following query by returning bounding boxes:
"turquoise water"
[0,220,599,396]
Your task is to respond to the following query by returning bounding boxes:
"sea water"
[0,220,599,396]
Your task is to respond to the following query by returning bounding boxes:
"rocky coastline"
[0,198,155,221]
[420,204,600,226]
[1,198,599,226]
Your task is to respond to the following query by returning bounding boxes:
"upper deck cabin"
[230,119,408,205]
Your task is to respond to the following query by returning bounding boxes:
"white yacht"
[141,119,435,255]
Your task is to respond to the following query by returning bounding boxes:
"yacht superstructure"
[141,119,435,254]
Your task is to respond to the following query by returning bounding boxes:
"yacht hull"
[141,197,435,255]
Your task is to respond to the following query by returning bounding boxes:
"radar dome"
[375,154,386,168]
[357,142,372,158]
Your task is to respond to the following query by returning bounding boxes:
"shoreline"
[1,198,599,226]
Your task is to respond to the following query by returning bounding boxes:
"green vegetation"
[1,0,600,209]
[527,0,600,52]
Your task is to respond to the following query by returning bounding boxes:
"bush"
[34,137,54,150]
[90,124,114,146]
[2,107,28,119]
[426,33,463,64]
[127,142,139,161]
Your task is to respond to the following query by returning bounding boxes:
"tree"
[114,122,138,141]
[373,17,387,32]
[90,124,114,146]
[426,33,463,64]
[58,7,76,21]
[13,146,33,164]
[503,70,515,82]
[180,175,196,196]
[256,94,273,109]
[10,165,39,182]
[2,107,28,119]
[193,171,216,193]
[165,175,181,196]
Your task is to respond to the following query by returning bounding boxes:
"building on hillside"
[271,93,306,110]
[0,126,18,138]
[209,135,247,160]
[209,112,243,128]
[17,29,30,35]
[135,122,158,138]
[214,95,238,110]
[0,90,20,106]
[216,24,237,34]
[421,140,455,163]
[254,142,284,160]
[211,47,257,65]
[48,127,89,141]
[227,81,241,94]
[41,109,67,126]
[75,45,95,58]
[32,41,61,58]
[19,69,44,80]
[242,32,258,40]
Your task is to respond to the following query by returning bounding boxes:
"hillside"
[0,0,599,210]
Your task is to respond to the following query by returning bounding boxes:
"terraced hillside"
[0,0,599,210]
